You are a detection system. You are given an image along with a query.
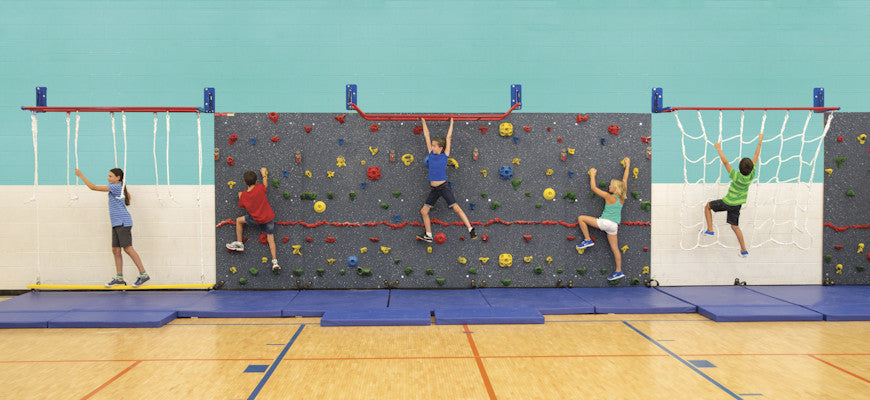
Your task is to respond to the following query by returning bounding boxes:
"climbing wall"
[823,112,870,285]
[214,112,651,289]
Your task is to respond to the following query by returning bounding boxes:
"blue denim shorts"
[244,213,276,234]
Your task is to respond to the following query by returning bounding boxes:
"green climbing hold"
[436,278,446,286]
[589,192,597,199]
[534,266,543,274]
[300,192,317,200]
[392,190,402,198]
[846,189,855,197]
[641,201,651,211]
[824,254,833,263]
[249,267,259,276]
[556,268,564,274]
[283,191,291,199]
[394,258,401,264]
[349,191,356,201]
[356,267,372,276]
[858,265,866,272]
[835,156,847,168]
[293,269,303,276]
[501,279,512,286]
[481,193,488,198]
[525,192,531,197]
[563,192,577,203]
[511,179,523,190]
[535,203,542,208]
[327,191,334,199]
[468,267,478,275]
[608,279,620,286]
[632,190,640,200]
[238,277,248,285]
[316,268,325,277]
[272,178,280,188]
[426,268,435,275]
[339,269,346,276]
[490,201,500,210]
[631,278,640,286]
[380,203,390,210]
[599,181,609,188]
[576,268,587,276]
[600,268,608,275]
[404,267,413,275]
[272,268,281,275]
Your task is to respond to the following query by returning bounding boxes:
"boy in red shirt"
[226,167,279,271]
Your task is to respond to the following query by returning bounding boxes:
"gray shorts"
[244,213,276,235]
[112,226,133,248]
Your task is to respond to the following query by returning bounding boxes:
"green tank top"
[600,199,623,224]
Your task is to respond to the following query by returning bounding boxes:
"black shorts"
[424,183,457,208]
[112,226,133,248]
[709,199,742,226]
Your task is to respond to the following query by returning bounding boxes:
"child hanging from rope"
[704,131,764,257]
[75,168,149,287]
[416,117,477,242]
[226,167,280,271]
[575,158,630,281]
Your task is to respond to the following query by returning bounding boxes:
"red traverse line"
[665,106,840,112]
[464,324,498,400]
[216,218,650,229]
[349,102,520,121]
[824,222,870,232]
[80,360,141,400]
[22,106,202,113]
[808,355,870,384]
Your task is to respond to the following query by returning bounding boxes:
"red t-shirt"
[239,184,275,224]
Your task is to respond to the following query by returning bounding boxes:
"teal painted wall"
[2,1,868,185]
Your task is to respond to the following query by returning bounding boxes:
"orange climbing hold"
[258,233,268,244]
[304,126,312,133]
[608,125,620,135]
[270,136,279,143]
[268,112,279,123]
[282,237,290,243]
[226,157,235,166]
[228,134,238,145]
[369,237,380,243]
[334,114,346,124]
[325,237,336,243]
[576,114,589,123]
[370,124,379,133]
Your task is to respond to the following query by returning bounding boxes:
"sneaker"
[132,274,150,288]
[416,233,433,243]
[739,250,749,258]
[702,230,714,236]
[575,240,595,250]
[272,259,281,271]
[226,241,245,251]
[469,228,478,240]
[105,277,127,288]
[607,271,625,281]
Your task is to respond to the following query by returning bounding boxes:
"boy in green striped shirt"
[703,131,764,257]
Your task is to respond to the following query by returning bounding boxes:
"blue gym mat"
[0,291,208,312]
[434,307,545,325]
[570,287,697,314]
[479,288,593,314]
[321,308,431,327]
[283,290,389,317]
[388,289,490,314]
[0,292,114,312]
[0,311,67,328]
[47,310,177,328]
[657,286,823,322]
[747,286,870,321]
[177,290,298,318]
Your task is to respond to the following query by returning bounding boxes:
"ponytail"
[611,179,627,200]
[110,168,131,206]
[123,186,131,206]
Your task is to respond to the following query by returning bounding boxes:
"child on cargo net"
[415,117,477,242]
[226,167,280,271]
[703,131,763,257]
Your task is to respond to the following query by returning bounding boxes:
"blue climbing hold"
[600,138,606,146]
[513,136,519,144]
[283,170,289,178]
[448,182,454,189]
[470,203,476,210]
[568,171,575,178]
[251,137,257,145]
[338,138,344,146]
[360,182,366,190]
[393,214,401,223]
[347,256,359,268]
[499,165,514,180]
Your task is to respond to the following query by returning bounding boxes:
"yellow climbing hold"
[545,256,553,264]
[825,168,833,177]
[479,257,490,264]
[380,246,391,254]
[836,264,843,275]
[327,258,336,266]
[360,247,368,254]
[545,169,554,176]
[499,253,512,268]
[369,146,379,156]
[633,167,639,179]
[292,245,302,256]
[523,256,533,263]
[336,157,346,167]
[402,154,414,166]
[642,266,650,274]
[566,148,575,155]
[229,266,237,274]
[305,170,312,178]
[447,158,459,169]
[360,160,366,165]
[458,256,467,264]
[326,171,335,178]
[480,170,488,178]
[576,247,585,255]
[499,122,513,136]
[227,180,236,189]
[313,201,326,213]
[543,188,556,200]
[512,158,521,166]
[620,245,629,254]
[859,134,867,145]
[427,246,433,254]
[261,257,268,263]
[859,243,865,253]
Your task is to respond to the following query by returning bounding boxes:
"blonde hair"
[610,179,627,200]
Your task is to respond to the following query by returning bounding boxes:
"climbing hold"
[859,265,867,272]
[600,268,608,275]
[404,267,413,275]
[282,170,289,178]
[576,114,589,123]
[576,247,585,255]
[272,178,280,188]
[434,232,447,244]
[600,138,606,146]
[478,126,488,135]
[360,182,366,190]
[837,136,844,142]
[436,278,446,286]
[511,179,523,190]
[642,266,650,274]
[835,156,847,168]
[534,266,543,274]
[369,237,380,243]
[304,170,312,178]
[238,278,247,285]
[339,269,346,276]
[543,188,556,200]
[561,149,567,162]
[316,268,324,277]
[427,246,433,254]
[369,124,379,133]
[468,267,478,275]
[836,264,844,274]
[413,125,423,135]
[393,214,401,223]
[291,245,302,256]
[566,236,575,241]
[481,235,489,242]
[632,168,639,179]
[859,134,867,145]
[389,149,396,163]
[228,134,238,146]
[347,256,359,267]
[490,201,500,210]
[338,138,344,146]
[226,157,235,166]
[567,148,576,155]
[568,171,574,179]
[424,268,435,276]
[313,201,326,213]
[356,268,372,276]
[369,146,378,156]
[576,268,587,275]
[480,170,488,178]
[557,268,563,274]
[607,125,619,135]
[299,192,317,200]
[620,245,629,254]
[546,256,553,264]
[229,266,237,274]
[214,147,220,161]
[282,237,290,243]
[380,246,391,254]
[599,181,609,188]
[510,158,521,167]
[547,127,552,132]
[348,192,356,201]
[268,112,279,123]
[513,136,519,144]
[524,256,533,263]
[479,257,490,264]
[360,160,366,165]
[825,168,833,177]
[641,201,652,211]
[858,243,865,253]
[360,247,368,254]
[846,189,855,197]
[367,166,381,180]
[447,158,459,169]
[632,191,640,200]
[380,203,389,210]
[499,122,513,136]
[326,171,335,178]
[643,247,649,252]
[325,237,336,243]
[458,256,467,264]
[392,191,402,198]
[336,157,346,167]
[563,192,577,203]
[270,136,279,143]
[228,181,236,189]
[500,279,512,286]
[303,126,312,134]
[401,154,414,166]
[535,203,542,208]
[334,114,346,124]
[258,233,268,245]
[824,254,833,263]
[326,258,336,266]
[522,235,532,243]
[305,237,313,243]
[525,192,531,197]
[835,245,844,250]
[249,267,259,276]
[557,137,563,143]
[523,126,531,132]
[545,169,554,176]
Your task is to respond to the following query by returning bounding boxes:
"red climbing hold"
[566,236,576,241]
[268,112,279,123]
[641,136,651,144]
[227,157,235,166]
[522,235,532,243]
[258,233,268,245]
[576,114,589,123]
[334,114,346,124]
[481,234,489,242]
[523,126,531,132]
[270,136,280,143]
[834,245,844,250]
[414,125,423,135]
[370,124,379,133]
[304,126,312,133]
[367,166,381,180]
[369,237,380,243]
[434,232,447,244]
[837,136,844,142]
[242,237,249,243]
[325,237,336,243]
[306,237,313,243]
[643,247,649,252]
[547,126,552,132]
[282,237,290,243]
[478,126,488,135]
[557,137,563,143]
[228,134,238,146]
[608,125,620,135]
[460,236,466,241]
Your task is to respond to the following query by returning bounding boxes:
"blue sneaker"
[607,271,625,281]
[576,240,595,250]
[132,274,150,288]
[702,230,714,236]
[105,277,127,288]
[739,250,749,258]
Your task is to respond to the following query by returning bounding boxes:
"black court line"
[248,324,305,400]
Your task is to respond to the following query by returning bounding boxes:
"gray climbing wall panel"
[215,112,651,289]
[823,112,870,285]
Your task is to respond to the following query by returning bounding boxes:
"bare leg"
[235,216,246,242]
[421,206,432,234]
[123,246,146,273]
[607,234,622,272]
[731,224,747,253]
[452,204,472,230]
[576,215,599,241]
[704,203,713,232]
[267,234,277,260]
[112,247,123,275]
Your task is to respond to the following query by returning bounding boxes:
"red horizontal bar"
[348,103,521,121]
[664,106,840,112]
[21,106,202,113]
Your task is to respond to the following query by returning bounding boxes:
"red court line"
[80,360,141,400]
[807,355,870,384]
[0,358,273,364]
[282,354,669,361]
[464,324,498,400]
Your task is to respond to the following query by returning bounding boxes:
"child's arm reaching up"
[74,169,109,192]
[421,118,432,153]
[752,132,764,165]
[444,118,454,157]
[621,157,631,188]
[588,168,614,201]
[714,142,732,173]
[261,167,268,191]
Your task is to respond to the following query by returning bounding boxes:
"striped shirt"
[722,168,756,206]
[108,183,133,227]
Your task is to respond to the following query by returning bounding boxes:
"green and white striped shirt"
[722,168,756,206]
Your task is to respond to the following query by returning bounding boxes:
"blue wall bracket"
[813,87,825,111]
[346,84,358,110]
[511,84,522,110]
[35,86,47,110]
[201,87,215,113]
[651,87,670,113]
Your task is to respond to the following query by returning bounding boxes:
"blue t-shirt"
[428,151,448,182]
[108,183,133,227]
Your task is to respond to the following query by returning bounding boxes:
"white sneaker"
[272,259,280,271]
[226,241,244,251]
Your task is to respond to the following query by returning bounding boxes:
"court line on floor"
[248,324,305,400]
[0,358,274,364]
[80,360,141,400]
[808,355,870,383]
[464,324,497,400]
[622,321,742,400]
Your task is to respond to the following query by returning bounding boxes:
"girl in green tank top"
[575,158,631,282]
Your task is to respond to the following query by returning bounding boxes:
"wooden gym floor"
[0,296,867,400]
